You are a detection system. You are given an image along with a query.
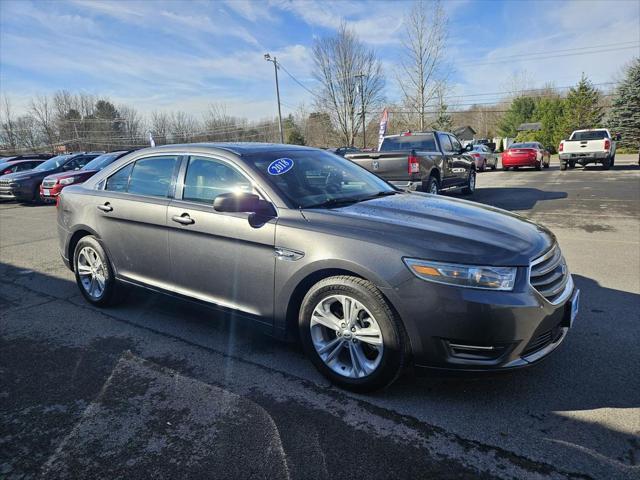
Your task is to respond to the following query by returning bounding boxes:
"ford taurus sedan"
[57,143,579,391]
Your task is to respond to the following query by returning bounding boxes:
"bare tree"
[118,105,145,147]
[398,0,448,131]
[0,96,19,152]
[312,23,385,147]
[30,95,57,147]
[169,111,199,143]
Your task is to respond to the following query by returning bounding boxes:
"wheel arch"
[67,225,101,271]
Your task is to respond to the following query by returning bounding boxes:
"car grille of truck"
[0,178,13,196]
[42,179,57,188]
[529,245,571,304]
[522,326,563,357]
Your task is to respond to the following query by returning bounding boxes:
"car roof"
[135,142,317,156]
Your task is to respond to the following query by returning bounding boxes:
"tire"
[503,166,510,171]
[479,160,486,172]
[560,161,567,171]
[610,155,615,167]
[568,161,576,169]
[461,169,476,195]
[535,159,542,171]
[491,161,497,171]
[298,275,409,392]
[73,235,117,307]
[544,161,550,169]
[422,176,439,195]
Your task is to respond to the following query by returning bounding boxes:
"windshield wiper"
[303,191,398,209]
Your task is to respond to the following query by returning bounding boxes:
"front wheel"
[461,170,476,195]
[299,276,409,392]
[73,235,117,307]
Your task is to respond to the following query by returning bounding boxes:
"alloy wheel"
[309,295,384,379]
[77,246,106,299]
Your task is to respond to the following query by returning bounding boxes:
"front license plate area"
[43,189,50,196]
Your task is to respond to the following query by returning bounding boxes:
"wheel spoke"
[77,265,92,276]
[95,274,105,290]
[353,326,383,346]
[349,342,371,377]
[311,304,342,331]
[89,276,96,296]
[325,339,344,363]
[317,337,342,355]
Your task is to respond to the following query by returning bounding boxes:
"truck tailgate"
[346,152,408,180]
[563,139,607,154]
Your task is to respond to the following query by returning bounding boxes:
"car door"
[93,154,180,287]
[443,134,469,185]
[167,154,276,321]
[436,133,458,188]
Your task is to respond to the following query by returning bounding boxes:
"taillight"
[559,143,563,152]
[604,139,610,150]
[408,155,420,173]
[471,153,481,158]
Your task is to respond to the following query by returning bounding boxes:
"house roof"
[517,122,542,131]
[453,126,476,135]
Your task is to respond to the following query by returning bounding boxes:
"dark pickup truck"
[345,131,476,195]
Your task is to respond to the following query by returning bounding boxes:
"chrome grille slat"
[529,245,571,304]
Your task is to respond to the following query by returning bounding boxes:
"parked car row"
[0,151,134,203]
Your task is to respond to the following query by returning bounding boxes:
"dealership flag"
[377,108,389,151]
[148,132,156,147]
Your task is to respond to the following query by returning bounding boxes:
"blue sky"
[1,0,639,120]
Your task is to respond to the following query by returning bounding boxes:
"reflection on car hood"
[304,192,554,266]
[1,171,39,181]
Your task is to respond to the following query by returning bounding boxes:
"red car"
[502,142,550,170]
[40,150,133,201]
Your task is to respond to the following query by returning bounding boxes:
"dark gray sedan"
[57,143,579,391]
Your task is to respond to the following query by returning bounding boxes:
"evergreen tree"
[497,96,537,137]
[607,57,640,150]
[284,114,305,145]
[431,100,452,132]
[559,74,603,137]
[533,96,565,152]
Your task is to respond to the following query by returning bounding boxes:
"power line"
[472,45,639,66]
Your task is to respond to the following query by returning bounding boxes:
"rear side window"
[449,135,462,152]
[182,156,252,204]
[571,130,608,141]
[105,156,178,197]
[380,134,436,152]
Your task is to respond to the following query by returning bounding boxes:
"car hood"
[44,170,97,181]
[303,192,554,266]
[1,170,42,181]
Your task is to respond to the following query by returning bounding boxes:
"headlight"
[59,177,75,185]
[403,258,517,291]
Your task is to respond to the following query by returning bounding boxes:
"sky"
[1,0,639,121]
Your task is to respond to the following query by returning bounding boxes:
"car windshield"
[380,134,437,152]
[245,149,396,209]
[82,152,122,171]
[571,130,608,141]
[511,143,537,149]
[33,154,72,172]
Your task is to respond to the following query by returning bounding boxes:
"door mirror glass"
[464,143,473,152]
[213,192,261,213]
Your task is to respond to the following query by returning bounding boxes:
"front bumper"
[382,269,576,370]
[0,184,32,201]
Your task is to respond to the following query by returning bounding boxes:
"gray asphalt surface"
[1,155,639,479]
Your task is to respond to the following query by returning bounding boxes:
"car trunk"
[346,151,409,180]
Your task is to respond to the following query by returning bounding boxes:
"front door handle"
[172,213,195,225]
[97,203,113,212]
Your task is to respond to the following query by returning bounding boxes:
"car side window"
[449,135,462,152]
[127,156,179,198]
[182,156,253,204]
[105,163,134,192]
[438,134,452,152]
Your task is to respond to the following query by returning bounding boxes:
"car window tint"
[127,156,178,198]
[380,134,436,151]
[438,134,452,152]
[105,163,134,192]
[183,156,253,204]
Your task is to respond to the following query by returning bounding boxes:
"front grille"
[523,326,563,357]
[529,245,571,304]
[42,179,57,188]
[0,179,11,187]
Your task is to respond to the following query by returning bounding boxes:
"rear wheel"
[422,176,439,195]
[461,170,476,195]
[73,236,117,307]
[503,166,510,171]
[560,161,567,171]
[535,159,542,171]
[602,156,611,170]
[568,161,576,169]
[298,276,409,392]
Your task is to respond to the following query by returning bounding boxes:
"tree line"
[1,0,638,155]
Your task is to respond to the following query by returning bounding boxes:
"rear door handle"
[97,203,113,212]
[172,213,195,225]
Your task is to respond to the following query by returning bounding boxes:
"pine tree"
[560,74,603,137]
[607,57,640,150]
[432,101,452,132]
[497,96,537,137]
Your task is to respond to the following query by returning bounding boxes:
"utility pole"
[355,73,366,148]
[264,53,284,144]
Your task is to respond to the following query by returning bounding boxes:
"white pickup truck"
[559,128,619,170]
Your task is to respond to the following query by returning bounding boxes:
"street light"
[264,53,284,144]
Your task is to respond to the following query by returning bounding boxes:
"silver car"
[470,144,499,171]
[57,143,578,391]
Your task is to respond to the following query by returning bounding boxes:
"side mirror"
[213,192,261,213]
[464,144,473,152]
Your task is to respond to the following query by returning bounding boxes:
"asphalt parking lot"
[1,155,639,479]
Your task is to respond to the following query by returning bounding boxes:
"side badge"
[268,158,294,175]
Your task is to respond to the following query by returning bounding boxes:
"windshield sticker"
[268,158,294,175]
